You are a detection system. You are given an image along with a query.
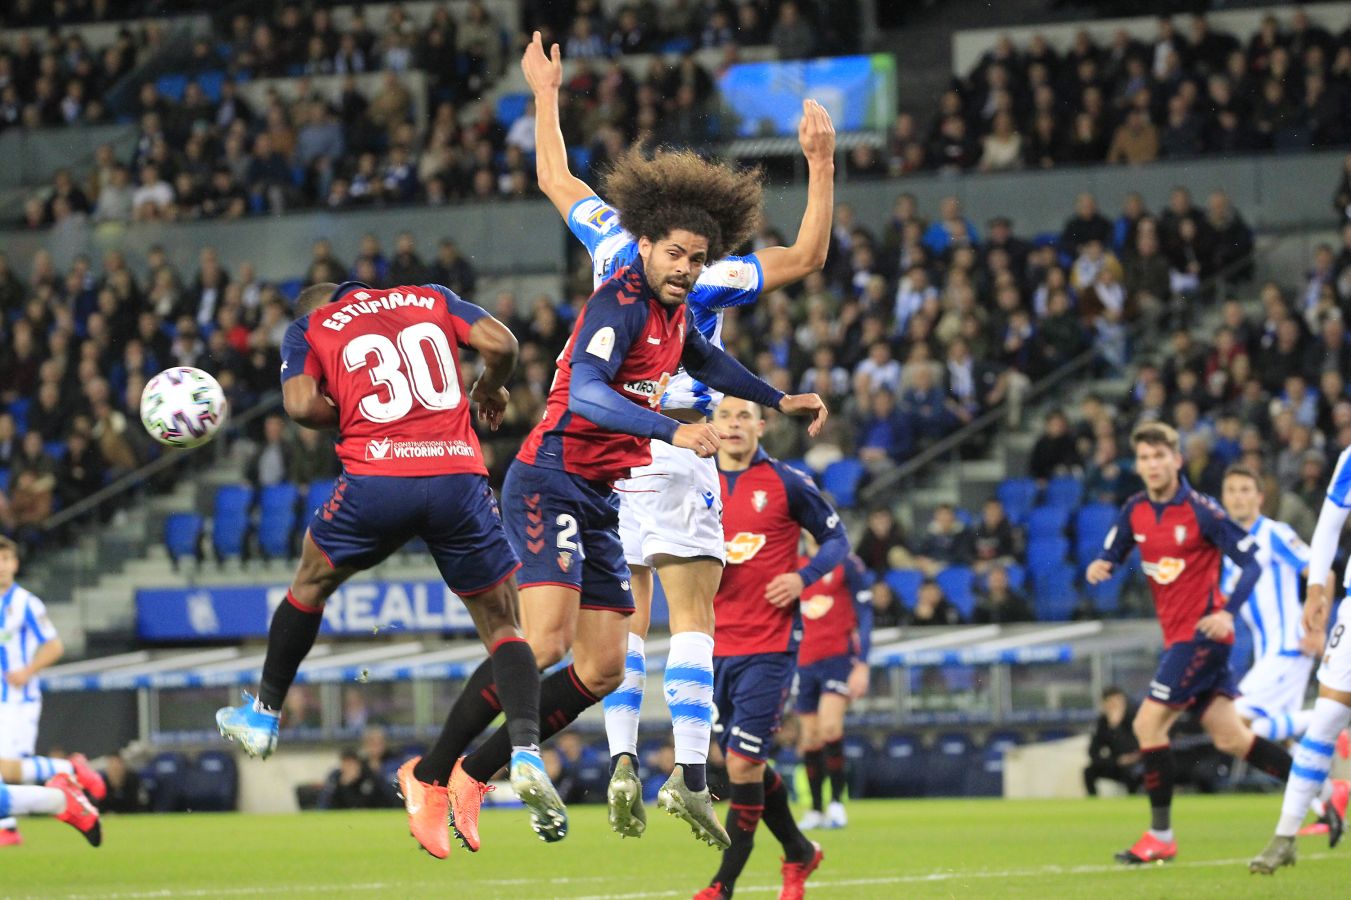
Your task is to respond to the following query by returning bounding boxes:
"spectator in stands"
[858,506,915,573]
[1083,686,1141,797]
[906,579,962,626]
[130,164,173,222]
[99,754,147,814]
[855,388,912,466]
[922,196,978,259]
[1060,193,1114,258]
[246,414,291,488]
[317,749,385,810]
[1106,106,1159,166]
[970,499,1021,576]
[1029,409,1081,483]
[56,430,103,508]
[1083,433,1136,506]
[771,1,814,60]
[977,112,1022,172]
[915,503,972,576]
[971,565,1033,624]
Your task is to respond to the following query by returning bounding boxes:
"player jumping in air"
[214,281,563,857]
[428,143,828,854]
[695,397,842,900]
[0,535,66,847]
[1249,441,1351,874]
[1087,423,1294,864]
[795,541,873,830]
[520,30,837,842]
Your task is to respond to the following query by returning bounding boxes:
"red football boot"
[47,774,102,847]
[692,882,731,900]
[396,757,451,859]
[779,841,823,900]
[1115,831,1176,864]
[69,754,107,803]
[0,829,21,847]
[447,758,494,852]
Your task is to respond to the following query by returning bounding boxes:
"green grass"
[0,795,1341,899]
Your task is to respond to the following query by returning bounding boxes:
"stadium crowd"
[882,9,1351,178]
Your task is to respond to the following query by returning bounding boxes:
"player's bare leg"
[0,778,101,847]
[815,693,851,828]
[217,530,356,759]
[1116,698,1182,864]
[797,712,825,829]
[603,563,653,836]
[698,753,820,900]
[0,754,105,801]
[1252,685,1351,873]
[650,554,728,849]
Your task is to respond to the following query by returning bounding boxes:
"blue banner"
[717,55,896,137]
[136,580,478,641]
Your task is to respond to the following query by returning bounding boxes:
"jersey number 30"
[344,322,461,423]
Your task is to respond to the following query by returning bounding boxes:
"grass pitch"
[0,795,1342,899]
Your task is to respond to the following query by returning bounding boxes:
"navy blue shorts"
[714,652,795,763]
[794,653,854,714]
[1147,637,1239,712]
[501,460,633,614]
[308,472,518,596]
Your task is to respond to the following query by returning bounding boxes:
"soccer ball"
[139,366,229,449]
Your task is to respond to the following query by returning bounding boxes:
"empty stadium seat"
[1003,563,1026,591]
[212,484,255,561]
[1074,503,1118,563]
[257,482,300,559]
[1026,506,1071,539]
[305,478,336,516]
[935,566,975,620]
[867,734,922,798]
[821,459,865,508]
[1084,564,1130,614]
[927,732,975,797]
[164,512,204,564]
[885,569,923,608]
[967,731,1024,796]
[1025,536,1069,570]
[996,478,1038,525]
[495,92,530,127]
[145,752,191,812]
[1033,563,1079,620]
[187,750,239,811]
[1043,476,1084,510]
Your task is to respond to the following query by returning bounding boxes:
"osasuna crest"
[1174,525,1187,546]
[752,490,768,512]
[558,550,573,573]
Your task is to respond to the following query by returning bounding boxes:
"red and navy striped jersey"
[517,263,687,483]
[715,449,846,657]
[280,281,488,478]
[797,553,874,667]
[1097,479,1257,647]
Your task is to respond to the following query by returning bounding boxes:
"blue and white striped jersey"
[0,584,58,705]
[1222,516,1310,662]
[567,195,764,416]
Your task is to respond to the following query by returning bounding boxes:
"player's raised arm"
[522,31,594,218]
[280,320,339,430]
[680,328,828,436]
[752,99,836,293]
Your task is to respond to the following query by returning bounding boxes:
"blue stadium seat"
[927,732,975,797]
[257,482,299,559]
[1084,564,1130,614]
[276,279,304,302]
[145,752,191,812]
[495,92,529,128]
[305,479,336,516]
[1044,476,1084,510]
[821,459,864,508]
[7,397,31,433]
[187,750,238,811]
[1025,537,1069,570]
[867,734,923,798]
[0,468,8,494]
[164,512,204,564]
[935,566,975,620]
[155,73,189,102]
[967,731,1024,796]
[197,70,226,102]
[1003,563,1026,591]
[212,484,255,560]
[43,440,67,462]
[885,569,923,609]
[1033,563,1079,620]
[1026,506,1070,539]
[996,478,1038,526]
[1074,503,1118,561]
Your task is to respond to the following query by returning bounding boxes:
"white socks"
[603,632,647,758]
[18,756,74,785]
[1251,709,1317,742]
[664,631,715,766]
[1276,697,1351,837]
[0,783,64,817]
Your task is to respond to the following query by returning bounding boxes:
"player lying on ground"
[520,31,838,842]
[1250,440,1351,874]
[415,146,828,855]
[215,281,564,856]
[795,541,872,831]
[1087,425,1295,865]
[696,397,839,900]
[0,757,102,847]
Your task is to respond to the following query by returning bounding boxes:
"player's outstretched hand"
[764,572,805,608]
[798,99,836,166]
[779,393,828,437]
[521,30,562,95]
[470,381,510,431]
[674,422,725,458]
[1196,609,1234,641]
[1084,559,1113,585]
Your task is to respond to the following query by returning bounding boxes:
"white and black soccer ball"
[139,366,229,449]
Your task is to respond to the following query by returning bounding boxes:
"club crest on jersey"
[1142,557,1186,585]
[558,550,573,573]
[1174,525,1187,545]
[725,532,766,564]
[752,490,768,512]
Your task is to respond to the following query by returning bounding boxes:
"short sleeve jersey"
[280,281,488,477]
[1222,516,1310,662]
[797,553,873,667]
[0,584,58,705]
[567,196,764,415]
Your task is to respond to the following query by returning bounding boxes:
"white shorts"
[0,702,41,757]
[1318,599,1351,694]
[1235,653,1315,720]
[617,441,725,568]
